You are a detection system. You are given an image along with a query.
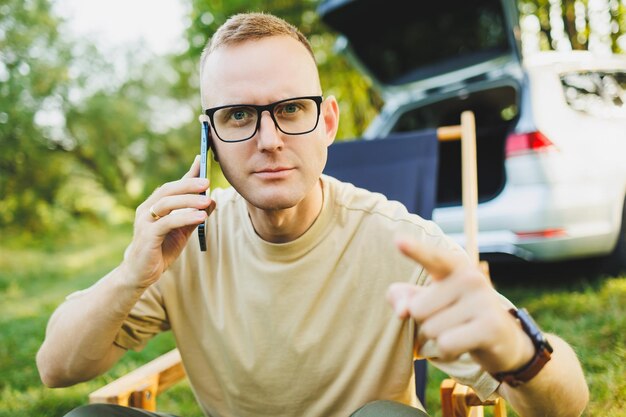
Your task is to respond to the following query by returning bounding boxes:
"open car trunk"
[318,0,523,208]
[390,85,518,207]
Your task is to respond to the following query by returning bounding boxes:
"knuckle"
[462,267,487,288]
[420,323,435,340]
[408,303,425,322]
[159,180,175,193]
[135,204,145,217]
[436,339,459,360]
[196,195,210,208]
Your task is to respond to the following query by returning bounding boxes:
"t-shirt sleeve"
[428,354,500,401]
[113,282,171,351]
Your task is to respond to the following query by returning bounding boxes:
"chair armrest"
[440,378,507,417]
[89,348,185,411]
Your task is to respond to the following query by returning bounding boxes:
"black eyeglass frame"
[203,95,324,143]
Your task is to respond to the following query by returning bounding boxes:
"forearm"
[498,335,589,417]
[36,262,145,387]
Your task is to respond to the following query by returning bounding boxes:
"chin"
[244,187,304,211]
[249,196,300,211]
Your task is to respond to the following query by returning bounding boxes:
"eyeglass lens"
[212,97,319,142]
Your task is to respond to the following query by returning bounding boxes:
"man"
[37,12,588,417]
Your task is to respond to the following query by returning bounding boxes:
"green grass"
[0,224,202,417]
[492,264,626,417]
[1,225,624,416]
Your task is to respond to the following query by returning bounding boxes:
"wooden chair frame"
[89,111,506,417]
[436,112,506,416]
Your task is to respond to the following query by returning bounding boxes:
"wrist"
[491,308,554,387]
[115,261,154,293]
[508,321,537,371]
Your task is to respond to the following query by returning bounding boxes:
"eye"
[283,104,298,114]
[217,106,255,125]
[229,109,252,121]
[276,101,304,117]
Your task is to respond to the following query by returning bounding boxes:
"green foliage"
[0,2,200,235]
[519,0,626,53]
[64,69,182,209]
[0,0,74,232]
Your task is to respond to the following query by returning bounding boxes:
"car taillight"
[515,228,567,239]
[505,131,556,158]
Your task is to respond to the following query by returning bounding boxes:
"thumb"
[387,282,422,319]
[395,237,469,281]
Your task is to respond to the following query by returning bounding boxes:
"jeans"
[64,401,430,417]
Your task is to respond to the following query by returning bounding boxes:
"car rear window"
[561,71,626,118]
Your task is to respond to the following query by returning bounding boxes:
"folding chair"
[89,112,505,417]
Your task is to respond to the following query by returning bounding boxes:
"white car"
[319,0,626,272]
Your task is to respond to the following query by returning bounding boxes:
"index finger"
[395,237,470,281]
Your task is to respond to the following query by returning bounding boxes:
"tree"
[0,0,74,232]
[0,1,194,233]
[519,0,626,54]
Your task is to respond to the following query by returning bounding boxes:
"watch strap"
[493,345,552,387]
[492,308,553,387]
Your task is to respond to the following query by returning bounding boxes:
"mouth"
[253,166,295,180]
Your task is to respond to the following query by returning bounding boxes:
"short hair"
[200,12,315,78]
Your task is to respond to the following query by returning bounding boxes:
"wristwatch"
[492,308,554,387]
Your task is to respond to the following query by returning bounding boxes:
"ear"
[321,96,340,147]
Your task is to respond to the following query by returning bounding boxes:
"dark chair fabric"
[324,129,439,220]
[324,129,440,408]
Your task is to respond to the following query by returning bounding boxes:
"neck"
[246,179,324,243]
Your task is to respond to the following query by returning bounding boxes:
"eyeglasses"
[204,96,323,143]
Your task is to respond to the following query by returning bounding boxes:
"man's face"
[201,36,338,211]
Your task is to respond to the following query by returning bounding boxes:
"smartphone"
[198,121,211,251]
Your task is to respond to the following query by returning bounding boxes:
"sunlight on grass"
[502,274,626,417]
[0,226,131,320]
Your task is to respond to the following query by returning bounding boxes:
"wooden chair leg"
[440,378,507,417]
[441,379,455,417]
[494,397,507,417]
[128,380,158,411]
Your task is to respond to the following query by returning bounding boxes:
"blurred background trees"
[1,0,624,237]
[519,0,626,54]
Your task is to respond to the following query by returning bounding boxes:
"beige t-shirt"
[114,175,500,416]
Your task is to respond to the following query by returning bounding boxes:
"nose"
[256,110,283,152]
